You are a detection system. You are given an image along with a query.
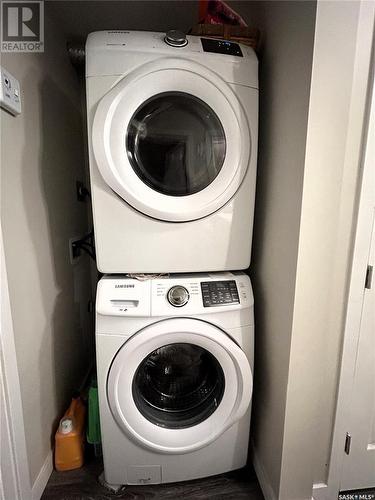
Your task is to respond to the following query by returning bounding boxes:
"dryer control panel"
[201,38,243,57]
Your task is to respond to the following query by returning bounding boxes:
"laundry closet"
[1,2,373,500]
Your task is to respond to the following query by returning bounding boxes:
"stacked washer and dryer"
[86,30,258,487]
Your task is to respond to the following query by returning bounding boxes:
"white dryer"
[86,30,258,273]
[96,272,254,486]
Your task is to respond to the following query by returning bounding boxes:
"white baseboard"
[312,482,328,500]
[250,441,277,500]
[32,450,53,500]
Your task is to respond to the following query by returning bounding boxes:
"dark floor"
[42,454,264,500]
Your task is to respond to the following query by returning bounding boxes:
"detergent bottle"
[54,397,85,471]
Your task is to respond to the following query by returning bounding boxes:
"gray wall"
[231,2,317,497]
[1,13,93,486]
[45,0,199,41]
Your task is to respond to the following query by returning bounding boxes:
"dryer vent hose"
[67,41,85,70]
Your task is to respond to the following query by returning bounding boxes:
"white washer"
[86,31,258,273]
[96,272,254,486]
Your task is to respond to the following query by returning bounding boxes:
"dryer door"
[92,58,251,222]
[107,318,252,454]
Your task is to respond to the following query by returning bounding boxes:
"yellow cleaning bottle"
[54,397,86,471]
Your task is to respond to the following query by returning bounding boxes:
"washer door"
[92,58,251,221]
[107,318,252,454]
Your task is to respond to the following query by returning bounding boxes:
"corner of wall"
[250,440,278,500]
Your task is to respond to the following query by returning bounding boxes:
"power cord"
[72,230,96,261]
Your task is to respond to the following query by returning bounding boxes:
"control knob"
[167,285,189,307]
[164,30,188,48]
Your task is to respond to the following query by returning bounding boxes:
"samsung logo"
[115,284,135,288]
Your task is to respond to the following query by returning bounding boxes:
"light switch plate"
[0,67,21,116]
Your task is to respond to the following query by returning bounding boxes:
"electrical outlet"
[0,67,21,116]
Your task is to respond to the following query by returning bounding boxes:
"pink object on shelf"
[199,0,247,27]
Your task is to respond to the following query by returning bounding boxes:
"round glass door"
[127,92,226,196]
[92,59,251,222]
[106,318,252,453]
[132,343,225,428]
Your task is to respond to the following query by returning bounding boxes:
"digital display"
[201,38,243,57]
[201,280,240,307]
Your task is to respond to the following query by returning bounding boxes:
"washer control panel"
[96,272,253,318]
[201,280,239,307]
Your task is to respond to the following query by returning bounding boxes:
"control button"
[201,280,241,307]
[4,75,11,89]
[164,30,188,47]
[167,285,189,307]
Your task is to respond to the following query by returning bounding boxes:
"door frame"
[314,9,375,497]
[0,225,31,500]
